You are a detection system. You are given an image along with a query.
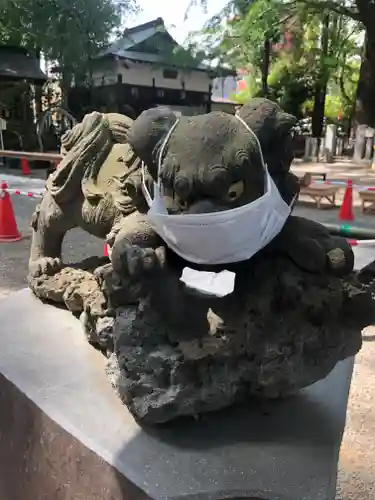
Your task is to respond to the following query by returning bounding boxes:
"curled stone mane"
[47,112,134,204]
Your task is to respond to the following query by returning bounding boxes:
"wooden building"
[68,18,234,119]
[0,45,47,150]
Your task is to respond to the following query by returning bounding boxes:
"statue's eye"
[226,181,244,201]
[162,194,188,212]
[163,195,177,210]
[178,199,188,210]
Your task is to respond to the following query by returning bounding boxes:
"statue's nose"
[186,200,223,214]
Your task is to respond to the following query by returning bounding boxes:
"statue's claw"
[110,243,165,284]
[93,263,114,286]
[28,257,63,278]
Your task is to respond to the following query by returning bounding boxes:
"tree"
[288,1,375,160]
[0,0,138,101]
[191,1,336,122]
[191,0,369,158]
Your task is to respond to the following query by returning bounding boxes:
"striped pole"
[322,223,375,240]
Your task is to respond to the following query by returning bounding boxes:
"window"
[163,68,178,79]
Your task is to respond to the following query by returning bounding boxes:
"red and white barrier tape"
[0,182,44,199]
[2,179,375,199]
[312,179,375,192]
[6,188,44,199]
[348,239,375,247]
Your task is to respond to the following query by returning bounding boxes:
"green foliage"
[189,0,364,120]
[0,0,138,79]
[302,93,352,122]
[268,63,314,118]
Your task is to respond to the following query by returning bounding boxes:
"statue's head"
[60,111,133,156]
[127,99,298,215]
[49,111,136,205]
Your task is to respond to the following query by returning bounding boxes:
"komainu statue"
[28,98,375,424]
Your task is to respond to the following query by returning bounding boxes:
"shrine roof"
[100,18,235,77]
[0,46,47,82]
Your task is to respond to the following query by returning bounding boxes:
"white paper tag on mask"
[180,267,236,297]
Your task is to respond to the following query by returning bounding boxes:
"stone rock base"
[105,254,372,424]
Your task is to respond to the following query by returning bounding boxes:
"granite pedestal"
[0,287,357,500]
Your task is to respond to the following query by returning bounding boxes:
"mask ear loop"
[234,114,267,171]
[157,118,180,196]
[234,114,268,194]
[141,118,180,207]
[235,113,297,209]
[141,161,153,207]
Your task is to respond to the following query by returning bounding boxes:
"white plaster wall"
[91,59,211,93]
[212,76,238,99]
[156,104,206,116]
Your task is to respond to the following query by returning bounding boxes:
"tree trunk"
[311,13,330,144]
[34,84,43,122]
[60,67,72,108]
[353,34,375,161]
[261,36,270,97]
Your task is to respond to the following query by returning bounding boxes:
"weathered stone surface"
[28,257,115,351]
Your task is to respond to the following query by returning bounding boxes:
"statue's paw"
[326,237,354,275]
[29,257,63,278]
[111,244,164,283]
[284,238,327,273]
[106,224,123,248]
[123,245,159,278]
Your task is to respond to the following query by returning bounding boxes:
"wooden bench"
[310,171,327,181]
[359,189,375,213]
[299,184,341,209]
[296,171,328,183]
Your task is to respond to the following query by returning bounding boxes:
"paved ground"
[1,165,375,499]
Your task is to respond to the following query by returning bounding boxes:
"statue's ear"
[237,98,297,142]
[275,109,297,136]
[127,107,177,178]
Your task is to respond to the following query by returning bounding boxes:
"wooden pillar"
[205,84,212,113]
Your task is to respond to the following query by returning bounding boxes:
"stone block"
[0,289,356,500]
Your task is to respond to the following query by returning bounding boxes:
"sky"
[127,0,229,44]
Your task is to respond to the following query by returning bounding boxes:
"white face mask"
[141,114,294,266]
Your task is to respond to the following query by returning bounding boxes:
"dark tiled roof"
[0,46,47,82]
[100,18,235,76]
[108,18,169,54]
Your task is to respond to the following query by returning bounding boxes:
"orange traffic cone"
[0,182,22,242]
[104,243,109,257]
[339,179,354,221]
[20,157,31,175]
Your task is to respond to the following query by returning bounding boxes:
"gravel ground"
[1,171,375,499]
